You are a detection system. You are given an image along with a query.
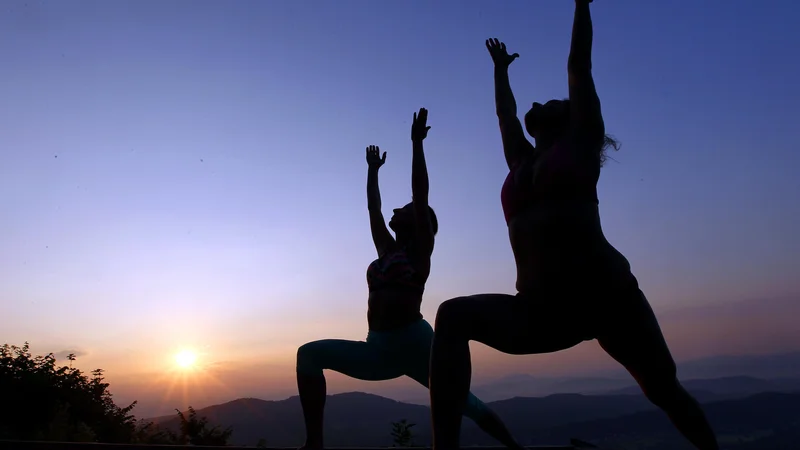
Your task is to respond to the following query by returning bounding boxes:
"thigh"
[392,320,435,387]
[435,292,589,356]
[300,338,406,382]
[596,288,677,383]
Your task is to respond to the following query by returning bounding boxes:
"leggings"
[297,318,491,422]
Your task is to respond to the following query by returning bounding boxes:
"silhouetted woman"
[428,2,719,450]
[296,108,522,450]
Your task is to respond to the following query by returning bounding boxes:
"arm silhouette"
[568,0,605,147]
[487,38,535,169]
[366,146,395,257]
[410,109,435,260]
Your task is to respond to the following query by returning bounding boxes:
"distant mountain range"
[444,351,800,404]
[606,375,800,398]
[150,374,800,450]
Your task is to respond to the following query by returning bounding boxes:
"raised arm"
[568,0,605,145]
[409,108,435,259]
[366,145,395,257]
[486,38,534,170]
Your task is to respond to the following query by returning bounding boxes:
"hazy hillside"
[153,393,430,447]
[468,375,633,401]
[677,351,800,380]
[151,388,800,448]
[532,392,800,450]
[606,375,800,398]
[457,352,800,403]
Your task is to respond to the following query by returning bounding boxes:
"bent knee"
[434,296,474,334]
[296,341,325,377]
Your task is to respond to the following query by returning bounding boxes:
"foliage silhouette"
[131,419,180,444]
[390,419,417,447]
[0,343,137,442]
[175,406,233,445]
[1,342,232,446]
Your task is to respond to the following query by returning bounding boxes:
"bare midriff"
[367,288,424,332]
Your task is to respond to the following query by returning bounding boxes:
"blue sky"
[1,0,799,415]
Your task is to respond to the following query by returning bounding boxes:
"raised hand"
[485,38,519,68]
[411,108,431,142]
[366,145,386,170]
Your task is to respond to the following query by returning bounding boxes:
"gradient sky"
[2,0,799,417]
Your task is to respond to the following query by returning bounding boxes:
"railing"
[0,441,585,450]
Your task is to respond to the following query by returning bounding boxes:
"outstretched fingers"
[366,145,385,164]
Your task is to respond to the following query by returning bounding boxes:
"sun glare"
[174,350,197,369]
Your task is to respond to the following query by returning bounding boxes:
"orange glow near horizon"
[124,349,242,415]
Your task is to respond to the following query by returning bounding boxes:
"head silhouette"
[524,99,619,165]
[388,202,438,242]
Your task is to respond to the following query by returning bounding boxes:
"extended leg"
[464,394,525,450]
[429,293,589,450]
[296,338,404,450]
[597,289,719,450]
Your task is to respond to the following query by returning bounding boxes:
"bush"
[1,342,233,446]
[0,343,137,442]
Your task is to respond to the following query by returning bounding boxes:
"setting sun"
[174,350,197,369]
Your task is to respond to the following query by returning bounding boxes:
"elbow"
[568,60,591,76]
[496,107,515,118]
[411,180,430,202]
[412,185,430,203]
[568,49,592,74]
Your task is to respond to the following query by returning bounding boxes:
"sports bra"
[501,140,599,223]
[366,249,424,293]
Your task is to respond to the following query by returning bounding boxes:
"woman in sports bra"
[428,2,719,450]
[295,109,522,450]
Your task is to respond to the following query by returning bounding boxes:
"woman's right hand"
[366,145,386,170]
[486,38,519,68]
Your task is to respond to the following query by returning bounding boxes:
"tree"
[390,419,417,447]
[0,343,137,442]
[131,419,180,445]
[175,405,233,446]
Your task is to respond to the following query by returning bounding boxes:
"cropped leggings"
[297,318,491,422]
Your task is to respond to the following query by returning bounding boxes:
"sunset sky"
[1,0,799,418]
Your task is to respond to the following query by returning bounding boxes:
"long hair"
[600,134,620,166]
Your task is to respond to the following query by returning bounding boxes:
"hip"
[514,240,634,294]
[366,318,433,347]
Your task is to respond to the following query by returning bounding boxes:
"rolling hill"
[150,387,800,449]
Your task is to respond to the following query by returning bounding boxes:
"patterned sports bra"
[366,249,424,294]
